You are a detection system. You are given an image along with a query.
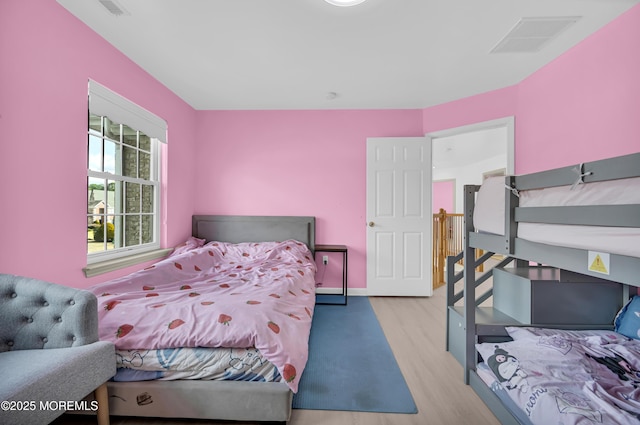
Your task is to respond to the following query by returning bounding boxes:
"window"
[86,80,167,268]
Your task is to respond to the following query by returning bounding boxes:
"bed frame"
[192,215,315,254]
[445,153,640,425]
[101,215,316,424]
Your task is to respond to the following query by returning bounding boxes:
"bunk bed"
[445,153,640,424]
[88,215,316,424]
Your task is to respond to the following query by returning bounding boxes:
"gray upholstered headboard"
[192,215,315,253]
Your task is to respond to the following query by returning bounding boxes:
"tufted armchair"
[0,273,116,425]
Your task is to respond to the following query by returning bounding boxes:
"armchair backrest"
[0,274,99,351]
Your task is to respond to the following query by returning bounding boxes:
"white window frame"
[85,80,169,275]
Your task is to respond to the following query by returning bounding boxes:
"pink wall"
[1,1,637,292]
[515,4,640,174]
[422,86,518,135]
[432,180,455,214]
[194,110,424,290]
[0,0,197,288]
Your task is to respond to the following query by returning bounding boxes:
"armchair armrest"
[0,274,99,351]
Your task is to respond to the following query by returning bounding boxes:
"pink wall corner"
[0,0,197,288]
[515,4,640,174]
[421,3,640,176]
[422,86,518,136]
[194,109,424,290]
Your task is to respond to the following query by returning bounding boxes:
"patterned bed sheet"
[475,328,640,424]
[113,347,281,383]
[90,239,317,393]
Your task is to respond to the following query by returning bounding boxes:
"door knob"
[368,221,375,227]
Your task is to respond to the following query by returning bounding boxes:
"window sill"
[83,248,173,278]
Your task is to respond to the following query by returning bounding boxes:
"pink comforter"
[89,239,317,392]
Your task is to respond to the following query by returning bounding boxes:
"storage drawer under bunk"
[493,267,623,326]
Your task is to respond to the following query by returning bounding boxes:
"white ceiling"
[56,0,638,110]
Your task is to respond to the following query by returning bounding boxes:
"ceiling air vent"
[491,16,581,53]
[98,0,130,16]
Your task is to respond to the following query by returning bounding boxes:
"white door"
[366,137,432,296]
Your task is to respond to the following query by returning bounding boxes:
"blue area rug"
[293,296,417,414]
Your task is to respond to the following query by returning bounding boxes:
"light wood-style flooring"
[55,286,500,425]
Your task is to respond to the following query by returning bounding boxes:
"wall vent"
[98,0,130,16]
[491,17,581,53]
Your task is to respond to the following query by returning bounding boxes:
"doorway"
[429,117,514,214]
[427,117,514,290]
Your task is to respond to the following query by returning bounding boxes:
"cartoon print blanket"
[476,329,640,424]
[113,347,281,383]
[89,239,317,392]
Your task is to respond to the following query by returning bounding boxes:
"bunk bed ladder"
[446,251,516,383]
[446,183,522,384]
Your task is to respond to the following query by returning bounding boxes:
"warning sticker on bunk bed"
[588,251,610,275]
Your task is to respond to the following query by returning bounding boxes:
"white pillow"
[473,176,506,236]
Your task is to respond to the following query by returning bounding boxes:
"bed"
[444,152,640,424]
[87,215,317,423]
[474,326,640,424]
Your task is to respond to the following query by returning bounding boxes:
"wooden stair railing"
[433,209,482,289]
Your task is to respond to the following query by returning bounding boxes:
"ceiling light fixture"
[324,0,367,7]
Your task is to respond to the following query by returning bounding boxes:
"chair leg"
[95,383,110,425]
